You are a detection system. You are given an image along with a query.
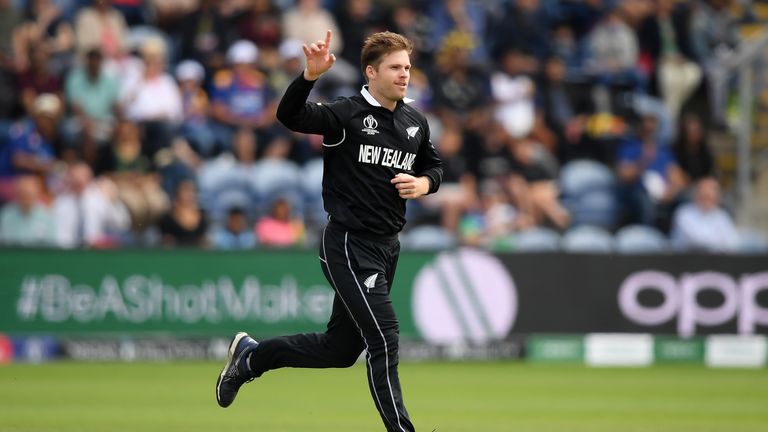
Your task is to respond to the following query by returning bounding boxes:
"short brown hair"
[360,31,413,78]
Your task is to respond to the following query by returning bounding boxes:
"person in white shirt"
[670,176,739,252]
[53,162,130,248]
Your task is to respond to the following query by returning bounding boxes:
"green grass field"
[1,361,767,432]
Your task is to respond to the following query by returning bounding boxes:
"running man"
[215,30,443,432]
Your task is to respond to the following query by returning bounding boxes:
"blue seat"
[401,225,457,251]
[247,159,303,217]
[569,189,619,229]
[559,159,616,197]
[300,158,326,226]
[615,225,668,253]
[561,225,614,253]
[509,227,561,252]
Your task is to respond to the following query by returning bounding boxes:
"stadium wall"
[1,248,767,365]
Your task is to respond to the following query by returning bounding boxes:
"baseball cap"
[175,59,205,82]
[227,40,259,64]
[278,38,304,60]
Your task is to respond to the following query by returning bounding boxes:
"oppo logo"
[618,271,768,337]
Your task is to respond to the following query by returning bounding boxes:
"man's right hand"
[303,30,336,81]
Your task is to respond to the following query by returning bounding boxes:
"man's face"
[367,50,411,104]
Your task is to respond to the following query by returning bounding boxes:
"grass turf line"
[0,361,767,432]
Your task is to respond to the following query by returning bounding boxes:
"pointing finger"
[325,30,332,48]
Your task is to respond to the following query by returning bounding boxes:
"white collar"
[361,85,414,107]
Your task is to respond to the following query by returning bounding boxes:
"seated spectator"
[210,40,278,150]
[615,113,687,228]
[235,0,282,50]
[459,179,530,248]
[0,175,55,246]
[673,112,714,183]
[176,59,218,157]
[0,94,59,202]
[419,123,478,233]
[176,0,234,73]
[119,37,182,157]
[491,49,537,140]
[52,162,131,248]
[637,0,701,122]
[63,48,120,164]
[670,177,738,252]
[584,5,642,89]
[158,179,208,247]
[508,135,571,230]
[98,121,169,233]
[255,196,305,247]
[12,0,75,74]
[17,43,63,118]
[211,206,256,250]
[73,0,129,63]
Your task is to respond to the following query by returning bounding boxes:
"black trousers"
[249,224,415,432]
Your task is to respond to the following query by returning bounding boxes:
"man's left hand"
[391,173,429,199]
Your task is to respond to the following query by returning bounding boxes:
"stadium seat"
[559,159,616,197]
[568,189,620,229]
[400,225,457,251]
[559,160,619,230]
[300,158,327,226]
[561,225,614,253]
[736,229,768,254]
[614,225,669,253]
[247,159,303,217]
[507,227,561,252]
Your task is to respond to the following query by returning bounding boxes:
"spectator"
[63,48,120,164]
[488,0,550,64]
[97,121,169,233]
[235,0,283,50]
[508,135,570,230]
[211,206,256,250]
[209,40,277,149]
[585,5,641,89]
[17,43,63,118]
[430,0,490,63]
[0,93,59,202]
[157,179,208,247]
[637,0,701,122]
[0,0,22,67]
[268,38,305,97]
[616,113,687,227]
[119,37,182,157]
[430,32,490,121]
[0,175,55,246]
[420,123,477,232]
[177,0,235,73]
[673,112,714,183]
[282,0,342,55]
[12,0,75,74]
[73,0,129,63]
[491,48,537,140]
[52,162,131,248]
[690,0,740,127]
[254,196,305,247]
[175,59,218,157]
[670,176,739,252]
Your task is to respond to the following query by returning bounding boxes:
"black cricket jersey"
[276,73,443,236]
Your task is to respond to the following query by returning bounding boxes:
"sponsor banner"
[654,336,705,363]
[526,335,584,363]
[0,249,430,338]
[2,249,768,341]
[705,335,768,368]
[585,333,654,367]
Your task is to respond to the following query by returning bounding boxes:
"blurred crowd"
[0,0,764,253]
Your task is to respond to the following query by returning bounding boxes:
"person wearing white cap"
[176,59,218,157]
[209,39,278,151]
